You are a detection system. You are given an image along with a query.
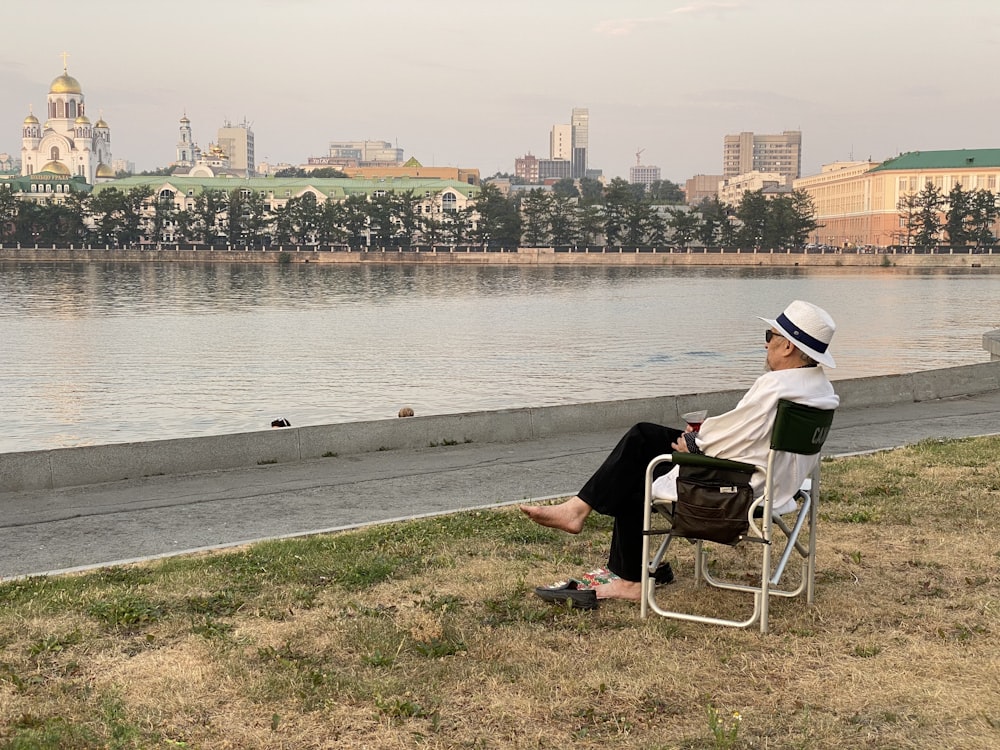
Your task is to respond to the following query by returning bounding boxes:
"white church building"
[21,56,114,184]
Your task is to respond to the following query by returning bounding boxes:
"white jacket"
[652,367,840,511]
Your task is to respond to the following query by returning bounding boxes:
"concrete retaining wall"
[3,246,1000,268]
[985,329,1000,360]
[3,357,1000,494]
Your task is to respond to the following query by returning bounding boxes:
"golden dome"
[50,73,82,95]
[24,113,39,124]
[40,160,71,176]
[95,163,115,177]
[95,118,109,128]
[75,115,91,125]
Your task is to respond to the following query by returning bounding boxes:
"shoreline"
[2,246,999,268]
[3,358,999,493]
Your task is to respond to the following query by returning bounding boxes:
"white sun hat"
[759,300,837,368]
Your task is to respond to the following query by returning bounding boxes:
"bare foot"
[519,497,591,534]
[594,578,642,602]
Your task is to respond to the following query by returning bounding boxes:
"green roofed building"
[88,175,481,245]
[794,149,1000,248]
[869,148,1000,173]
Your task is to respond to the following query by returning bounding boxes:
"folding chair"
[640,399,836,633]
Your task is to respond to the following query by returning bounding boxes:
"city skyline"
[2,0,998,182]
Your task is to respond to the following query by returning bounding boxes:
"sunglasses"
[765,330,786,344]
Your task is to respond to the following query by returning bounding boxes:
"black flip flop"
[534,579,598,610]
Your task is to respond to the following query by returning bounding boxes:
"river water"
[0,262,997,453]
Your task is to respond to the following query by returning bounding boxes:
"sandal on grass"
[533,579,598,610]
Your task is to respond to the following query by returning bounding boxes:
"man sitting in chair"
[521,300,840,604]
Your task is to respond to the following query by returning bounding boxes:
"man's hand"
[671,435,689,453]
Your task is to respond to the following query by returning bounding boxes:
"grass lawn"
[1,436,998,749]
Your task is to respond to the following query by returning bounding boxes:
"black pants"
[577,422,683,582]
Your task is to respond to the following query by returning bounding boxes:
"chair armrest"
[668,452,757,474]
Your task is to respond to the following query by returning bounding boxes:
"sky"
[3,0,999,183]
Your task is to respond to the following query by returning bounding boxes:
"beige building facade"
[723,131,801,180]
[794,150,1000,247]
[717,171,790,206]
[684,174,723,205]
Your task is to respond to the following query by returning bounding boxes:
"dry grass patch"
[1,436,998,749]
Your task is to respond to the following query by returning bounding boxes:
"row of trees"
[898,182,1000,247]
[1,177,820,249]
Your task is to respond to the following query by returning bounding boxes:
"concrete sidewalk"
[3,386,1000,580]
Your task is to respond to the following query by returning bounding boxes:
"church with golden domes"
[20,55,114,185]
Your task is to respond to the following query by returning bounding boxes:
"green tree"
[87,187,130,245]
[914,181,945,247]
[472,182,521,247]
[13,200,47,245]
[787,190,820,246]
[548,194,580,245]
[390,191,420,247]
[419,213,444,246]
[0,183,19,242]
[173,209,195,243]
[308,167,349,178]
[602,178,637,245]
[225,189,247,246]
[150,190,176,244]
[120,185,153,245]
[290,192,325,243]
[897,192,920,246]
[666,208,699,246]
[367,193,395,247]
[59,190,91,245]
[944,183,973,247]
[577,204,604,245]
[967,189,998,247]
[735,190,769,248]
[339,193,370,248]
[241,189,271,247]
[694,197,727,246]
[551,178,579,200]
[520,189,552,246]
[578,177,604,206]
[443,205,476,245]
[647,179,685,204]
[316,198,347,245]
[191,189,228,244]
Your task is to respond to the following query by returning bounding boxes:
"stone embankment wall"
[2,246,1000,268]
[2,356,1000,494]
[985,329,1000,360]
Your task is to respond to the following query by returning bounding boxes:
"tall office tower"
[722,130,801,180]
[550,124,572,161]
[571,107,589,179]
[217,119,255,176]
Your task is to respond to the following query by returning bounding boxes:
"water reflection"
[0,262,997,452]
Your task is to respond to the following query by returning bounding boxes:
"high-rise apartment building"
[217,119,255,176]
[723,130,801,180]
[571,107,589,179]
[550,124,571,161]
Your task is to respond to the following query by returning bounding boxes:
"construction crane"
[635,148,645,166]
